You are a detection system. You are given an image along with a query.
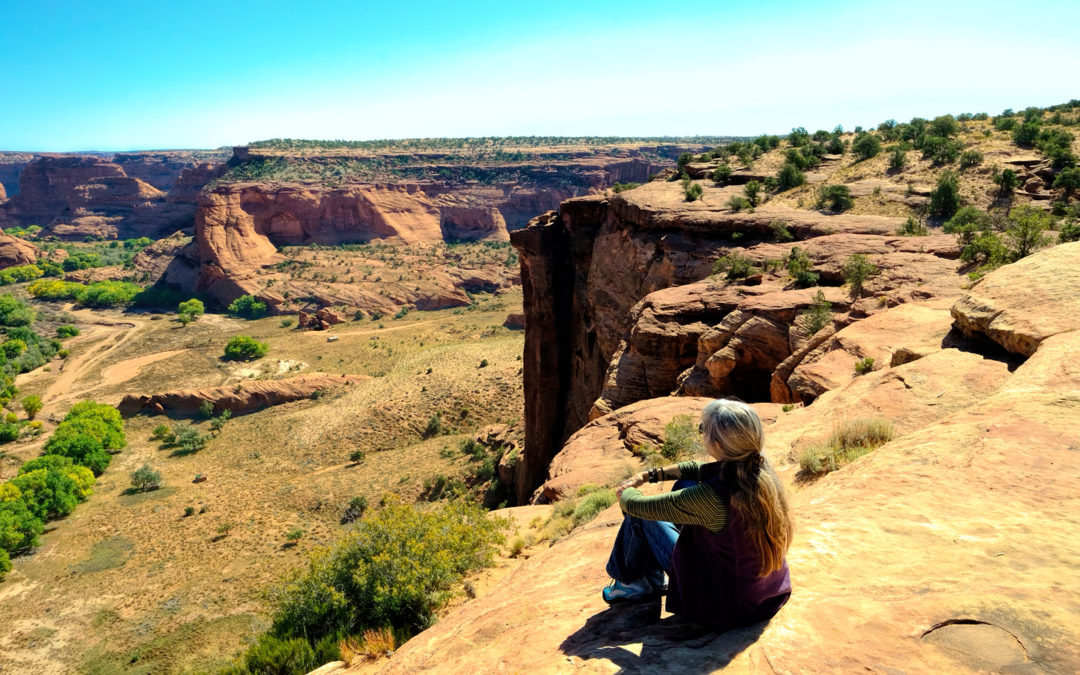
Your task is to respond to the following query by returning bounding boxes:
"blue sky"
[1,0,1078,151]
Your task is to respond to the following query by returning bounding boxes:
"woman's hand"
[615,472,646,498]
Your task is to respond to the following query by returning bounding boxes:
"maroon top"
[667,467,791,631]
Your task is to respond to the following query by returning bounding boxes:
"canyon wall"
[509,180,967,500]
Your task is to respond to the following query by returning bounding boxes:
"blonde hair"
[701,399,792,576]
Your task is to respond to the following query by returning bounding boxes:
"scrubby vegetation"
[224,335,269,361]
[27,279,141,308]
[227,295,268,320]
[798,418,895,475]
[1,401,125,580]
[223,499,506,674]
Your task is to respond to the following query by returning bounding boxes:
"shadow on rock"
[559,600,769,673]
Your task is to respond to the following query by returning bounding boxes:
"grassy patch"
[71,535,134,574]
[798,418,895,476]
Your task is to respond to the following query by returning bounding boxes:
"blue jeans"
[605,479,693,583]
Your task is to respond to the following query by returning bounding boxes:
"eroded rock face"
[0,233,41,269]
[367,329,1080,674]
[951,241,1080,356]
[510,182,965,499]
[116,374,358,417]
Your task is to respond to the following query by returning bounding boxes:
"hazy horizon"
[2,0,1079,152]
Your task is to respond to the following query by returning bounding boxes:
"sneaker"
[602,578,656,604]
[646,570,668,594]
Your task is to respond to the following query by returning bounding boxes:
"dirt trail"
[302,317,445,339]
[98,349,190,388]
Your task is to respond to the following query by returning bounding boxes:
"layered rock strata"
[117,374,358,417]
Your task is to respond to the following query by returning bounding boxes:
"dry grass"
[0,283,524,674]
[798,417,895,476]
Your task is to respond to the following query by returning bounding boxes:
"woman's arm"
[615,461,701,498]
[620,484,728,531]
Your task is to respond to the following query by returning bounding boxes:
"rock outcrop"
[0,233,41,269]
[509,180,967,500]
[363,243,1080,671]
[951,241,1080,357]
[116,374,358,417]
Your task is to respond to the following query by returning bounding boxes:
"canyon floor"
[0,285,524,674]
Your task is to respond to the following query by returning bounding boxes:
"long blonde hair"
[701,399,792,576]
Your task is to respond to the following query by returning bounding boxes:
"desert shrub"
[210,409,232,432]
[842,254,880,296]
[929,115,960,137]
[994,116,1017,131]
[895,216,928,236]
[0,422,18,443]
[854,357,875,375]
[43,401,125,475]
[1004,205,1053,259]
[929,171,961,218]
[743,181,762,206]
[56,325,79,339]
[816,185,853,212]
[798,418,894,475]
[75,281,141,308]
[224,634,318,675]
[958,150,983,170]
[775,162,805,191]
[0,489,44,553]
[682,179,703,202]
[712,252,757,280]
[826,135,846,154]
[130,464,162,492]
[151,424,172,441]
[727,196,751,212]
[198,399,215,419]
[888,146,907,171]
[227,294,268,319]
[177,298,204,324]
[21,395,42,420]
[12,460,94,521]
[788,127,810,147]
[801,290,832,334]
[174,424,210,453]
[785,246,819,287]
[1012,121,1040,147]
[268,500,506,646]
[286,528,304,544]
[0,264,45,286]
[224,335,269,361]
[851,133,882,160]
[611,182,641,193]
[1054,167,1080,198]
[766,222,792,244]
[1059,219,1080,243]
[421,413,442,439]
[571,490,616,526]
[995,168,1020,195]
[341,495,368,524]
[661,414,703,461]
[1036,128,1077,169]
[711,165,733,183]
[921,136,962,165]
[1,340,25,359]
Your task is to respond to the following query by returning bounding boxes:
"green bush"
[267,500,506,646]
[896,216,928,236]
[929,115,960,137]
[177,298,205,324]
[130,464,162,492]
[712,252,756,280]
[711,164,733,183]
[851,133,882,160]
[661,414,703,460]
[995,168,1020,195]
[776,163,805,191]
[801,290,832,334]
[210,409,232,433]
[682,179,703,202]
[1004,205,1053,259]
[743,181,762,206]
[571,490,616,526]
[854,357,875,375]
[727,196,751,212]
[816,185,853,212]
[1012,121,1040,147]
[0,265,44,286]
[1054,167,1080,198]
[921,136,963,165]
[929,171,961,218]
[227,295,268,320]
[0,487,44,553]
[75,281,141,308]
[151,424,172,442]
[958,150,983,170]
[224,335,269,361]
[56,325,79,339]
[1,340,25,359]
[21,395,42,420]
[611,182,641,193]
[842,254,880,296]
[174,424,210,453]
[226,634,318,675]
[770,220,794,242]
[888,146,907,171]
[43,401,125,475]
[421,413,442,439]
[798,418,894,475]
[12,459,94,521]
[785,246,819,287]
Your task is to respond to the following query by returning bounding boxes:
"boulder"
[951,241,1080,356]
[116,374,359,417]
[0,233,41,269]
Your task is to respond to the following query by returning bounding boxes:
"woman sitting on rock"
[603,399,792,632]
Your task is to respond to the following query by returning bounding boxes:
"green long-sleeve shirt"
[619,461,728,532]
